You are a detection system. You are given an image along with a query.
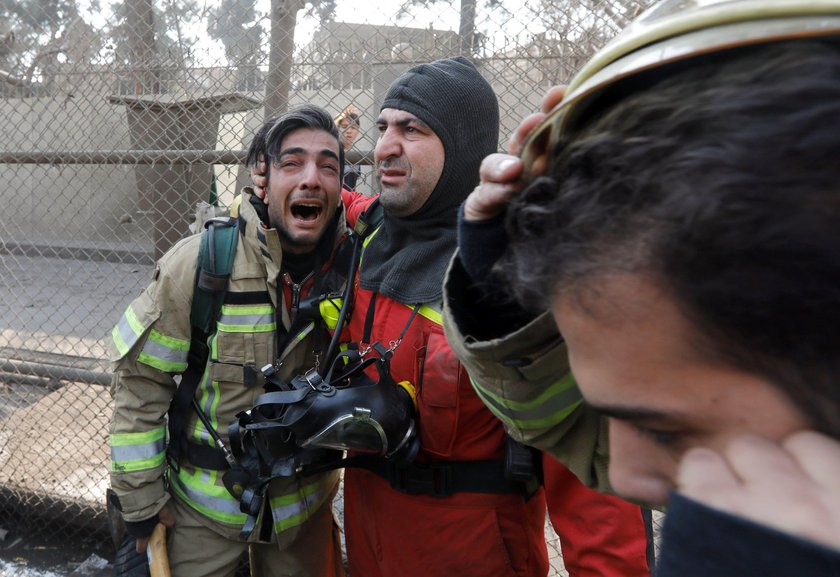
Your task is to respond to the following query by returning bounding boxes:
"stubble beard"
[376,158,416,216]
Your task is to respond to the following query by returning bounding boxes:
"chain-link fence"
[0,0,655,572]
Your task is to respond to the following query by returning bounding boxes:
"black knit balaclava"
[360,56,500,303]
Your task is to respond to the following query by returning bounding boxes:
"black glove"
[114,534,151,577]
[457,204,508,285]
[123,515,159,539]
[454,204,537,338]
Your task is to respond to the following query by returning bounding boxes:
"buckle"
[390,463,453,498]
[166,448,181,475]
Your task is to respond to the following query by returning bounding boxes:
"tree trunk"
[124,0,159,94]
[459,0,477,56]
[265,0,301,119]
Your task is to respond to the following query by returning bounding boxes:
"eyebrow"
[586,403,680,422]
[375,115,432,131]
[277,146,339,162]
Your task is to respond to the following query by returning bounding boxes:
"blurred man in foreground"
[444,1,840,574]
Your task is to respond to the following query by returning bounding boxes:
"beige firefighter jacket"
[442,252,612,493]
[109,189,343,544]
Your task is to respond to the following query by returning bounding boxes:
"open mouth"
[290,202,323,221]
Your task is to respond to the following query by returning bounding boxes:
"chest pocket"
[213,292,276,377]
[196,293,276,443]
[415,324,462,458]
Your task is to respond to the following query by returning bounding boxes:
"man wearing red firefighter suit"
[252,57,652,577]
[334,56,546,577]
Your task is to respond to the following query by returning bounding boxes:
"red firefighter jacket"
[338,192,548,577]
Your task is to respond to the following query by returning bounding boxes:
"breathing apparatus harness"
[330,291,541,500]
[168,198,424,539]
[166,214,241,474]
[223,219,541,535]
[173,199,537,539]
[222,281,424,539]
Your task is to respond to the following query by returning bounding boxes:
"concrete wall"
[0,98,147,249]
[0,76,544,251]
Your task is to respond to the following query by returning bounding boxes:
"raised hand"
[677,431,840,551]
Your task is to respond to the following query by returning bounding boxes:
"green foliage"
[1,0,79,35]
[394,0,502,56]
[206,0,261,62]
[0,0,79,69]
[108,0,201,64]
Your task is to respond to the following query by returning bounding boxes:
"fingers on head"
[725,435,803,482]
[541,85,567,114]
[508,112,547,156]
[783,430,840,489]
[676,447,745,513]
[678,446,737,493]
[479,153,522,182]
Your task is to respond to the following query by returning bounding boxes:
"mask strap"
[388,304,421,353]
[361,292,378,345]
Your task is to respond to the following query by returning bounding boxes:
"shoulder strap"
[168,216,239,467]
[353,197,383,240]
[191,216,240,334]
[317,198,383,376]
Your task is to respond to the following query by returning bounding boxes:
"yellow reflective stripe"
[359,226,381,269]
[111,325,129,357]
[276,322,314,364]
[192,371,215,445]
[296,322,314,341]
[110,428,166,473]
[110,452,166,473]
[171,468,247,525]
[270,479,330,533]
[111,427,166,447]
[403,302,442,325]
[149,328,190,352]
[361,226,381,248]
[361,227,442,325]
[112,305,146,356]
[416,306,442,325]
[470,372,583,431]
[137,328,190,372]
[112,324,129,357]
[217,304,275,333]
[194,377,222,445]
[209,378,222,442]
[216,322,276,333]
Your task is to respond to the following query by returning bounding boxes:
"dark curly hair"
[501,41,840,437]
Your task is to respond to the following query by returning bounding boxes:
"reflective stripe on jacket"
[109,189,344,542]
[342,222,549,577]
[442,252,611,492]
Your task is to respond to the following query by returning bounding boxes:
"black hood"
[360,56,500,303]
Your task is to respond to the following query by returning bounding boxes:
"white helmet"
[522,0,840,175]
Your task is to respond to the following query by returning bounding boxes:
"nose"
[299,160,320,189]
[374,126,401,162]
[607,419,674,506]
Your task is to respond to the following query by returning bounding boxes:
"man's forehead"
[278,127,339,155]
[378,108,429,127]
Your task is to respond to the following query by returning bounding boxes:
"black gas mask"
[234,342,420,470]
